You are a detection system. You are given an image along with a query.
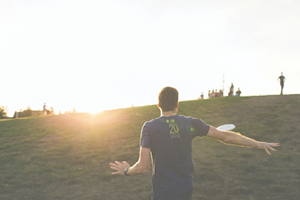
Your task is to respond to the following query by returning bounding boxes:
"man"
[278,72,286,95]
[109,87,279,200]
[200,92,204,99]
[208,90,211,98]
[236,88,242,96]
[43,103,46,115]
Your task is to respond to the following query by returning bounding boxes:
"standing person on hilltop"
[236,88,242,96]
[278,72,286,95]
[208,90,211,98]
[219,89,223,97]
[228,83,234,96]
[109,86,280,200]
[43,103,46,115]
[200,92,204,99]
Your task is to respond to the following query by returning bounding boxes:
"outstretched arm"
[109,147,151,176]
[206,126,280,155]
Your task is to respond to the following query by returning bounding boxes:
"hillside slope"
[0,95,299,200]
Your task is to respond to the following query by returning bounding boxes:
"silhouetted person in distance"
[110,86,280,200]
[236,88,241,96]
[214,89,219,97]
[43,103,46,115]
[278,72,286,95]
[228,83,234,96]
[219,89,223,97]
[200,92,204,99]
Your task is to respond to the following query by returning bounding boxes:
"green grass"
[0,94,300,200]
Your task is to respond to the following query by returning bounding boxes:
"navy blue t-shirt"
[141,115,210,200]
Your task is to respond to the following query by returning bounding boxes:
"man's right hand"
[109,161,130,175]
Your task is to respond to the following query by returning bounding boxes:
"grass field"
[0,95,299,200]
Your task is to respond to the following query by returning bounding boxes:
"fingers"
[268,146,277,152]
[109,162,121,173]
[264,143,280,155]
[115,161,122,165]
[109,161,123,169]
[110,161,129,168]
[109,161,129,175]
[271,143,280,147]
[110,166,119,171]
[265,148,271,155]
[109,163,118,167]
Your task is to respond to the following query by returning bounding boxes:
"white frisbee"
[216,124,236,131]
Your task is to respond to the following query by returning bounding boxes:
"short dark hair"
[158,87,178,112]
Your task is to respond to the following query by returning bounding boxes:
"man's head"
[158,87,179,112]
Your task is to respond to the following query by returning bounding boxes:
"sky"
[1,0,300,117]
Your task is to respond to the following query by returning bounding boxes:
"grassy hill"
[0,95,299,200]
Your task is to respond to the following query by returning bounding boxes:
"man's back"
[141,115,209,200]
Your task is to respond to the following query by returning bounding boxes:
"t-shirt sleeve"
[191,118,210,138]
[140,122,152,149]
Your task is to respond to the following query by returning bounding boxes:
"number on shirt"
[169,123,180,138]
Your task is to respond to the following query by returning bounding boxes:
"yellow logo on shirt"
[167,119,180,138]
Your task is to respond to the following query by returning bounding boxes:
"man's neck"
[161,110,176,117]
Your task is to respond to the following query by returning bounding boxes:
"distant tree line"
[13,106,54,118]
[0,105,77,119]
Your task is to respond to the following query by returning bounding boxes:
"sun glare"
[88,110,103,115]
